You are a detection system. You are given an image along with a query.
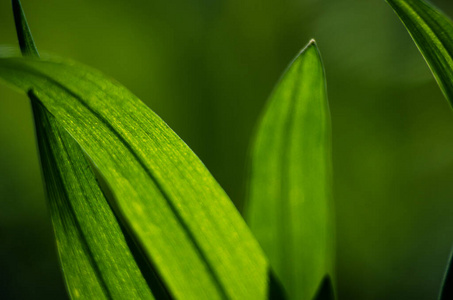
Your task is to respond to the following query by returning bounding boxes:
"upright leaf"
[12,0,156,298]
[245,40,334,299]
[0,55,271,299]
[387,0,453,106]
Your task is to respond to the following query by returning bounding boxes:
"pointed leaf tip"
[304,39,317,50]
[291,39,321,66]
[245,38,333,299]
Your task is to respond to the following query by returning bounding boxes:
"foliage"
[2,0,453,299]
[245,40,334,300]
[386,0,453,298]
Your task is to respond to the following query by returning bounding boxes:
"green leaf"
[12,0,39,57]
[440,250,453,299]
[34,107,156,299]
[386,1,453,298]
[386,0,453,106]
[12,0,157,298]
[0,55,271,299]
[245,40,334,300]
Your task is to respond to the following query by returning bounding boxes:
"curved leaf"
[0,55,270,299]
[245,41,335,299]
[386,1,453,298]
[12,0,156,298]
[387,0,453,106]
[35,107,156,299]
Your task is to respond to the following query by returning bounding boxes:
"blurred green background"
[1,0,453,299]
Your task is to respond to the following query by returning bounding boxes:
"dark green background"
[1,0,453,299]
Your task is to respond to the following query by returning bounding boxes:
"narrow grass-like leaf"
[386,1,453,297]
[245,40,334,300]
[0,55,270,299]
[440,250,453,299]
[34,108,156,299]
[12,0,156,298]
[12,0,38,56]
[387,0,453,106]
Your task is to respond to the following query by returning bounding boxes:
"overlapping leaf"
[245,41,335,300]
[34,107,157,299]
[0,54,271,299]
[12,0,156,298]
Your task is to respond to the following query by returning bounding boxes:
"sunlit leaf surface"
[12,0,156,298]
[245,40,334,300]
[0,54,271,299]
[34,107,157,299]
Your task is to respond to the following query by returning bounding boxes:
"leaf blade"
[35,108,154,299]
[12,0,39,57]
[12,1,156,298]
[387,0,453,106]
[245,41,335,300]
[386,1,453,298]
[0,55,270,299]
